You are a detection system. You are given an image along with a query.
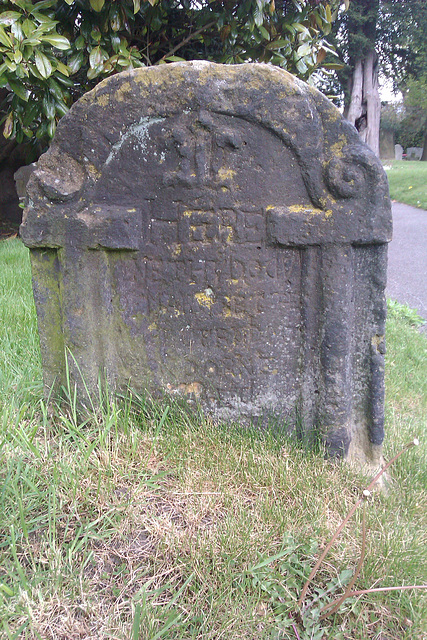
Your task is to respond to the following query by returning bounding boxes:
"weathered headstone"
[14,163,37,202]
[395,144,403,161]
[379,130,394,160]
[21,62,392,467]
[406,147,423,160]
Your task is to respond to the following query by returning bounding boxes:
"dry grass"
[2,403,425,639]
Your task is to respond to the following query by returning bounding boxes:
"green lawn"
[384,160,427,209]
[0,239,426,639]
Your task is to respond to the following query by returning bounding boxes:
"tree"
[317,0,427,159]
[0,0,339,155]
[380,97,425,153]
[404,76,427,160]
[343,0,380,155]
[379,0,427,159]
[378,0,426,88]
[316,0,381,155]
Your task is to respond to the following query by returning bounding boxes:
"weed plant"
[0,239,426,639]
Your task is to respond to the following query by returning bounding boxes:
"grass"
[0,238,426,640]
[383,160,427,209]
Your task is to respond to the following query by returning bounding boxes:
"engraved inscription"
[113,198,303,411]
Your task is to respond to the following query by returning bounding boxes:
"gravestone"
[406,147,422,160]
[395,144,403,161]
[21,62,392,467]
[14,164,37,202]
[379,130,394,160]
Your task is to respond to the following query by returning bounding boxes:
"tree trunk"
[345,59,363,123]
[345,50,381,157]
[421,127,427,161]
[363,51,380,156]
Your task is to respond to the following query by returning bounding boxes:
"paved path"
[386,202,427,326]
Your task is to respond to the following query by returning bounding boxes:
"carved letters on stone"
[21,62,392,467]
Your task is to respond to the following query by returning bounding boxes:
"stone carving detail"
[21,62,392,467]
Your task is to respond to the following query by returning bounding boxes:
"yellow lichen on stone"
[329,134,347,158]
[179,382,202,396]
[195,289,214,309]
[196,62,240,87]
[115,82,132,102]
[86,164,101,180]
[148,322,157,332]
[323,209,333,220]
[226,226,233,242]
[278,88,297,100]
[288,204,324,216]
[218,167,236,181]
[171,243,182,257]
[324,107,341,123]
[133,71,154,88]
[371,334,385,348]
[96,93,109,107]
[319,195,337,209]
[166,381,202,396]
[223,305,244,320]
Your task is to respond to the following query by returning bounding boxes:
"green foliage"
[0,0,339,149]
[246,537,356,638]
[381,99,425,150]
[378,1,427,158]
[387,300,425,328]
[405,76,427,115]
[345,0,379,62]
[380,101,403,133]
[403,75,427,155]
[379,0,427,88]
[0,0,75,144]
[0,237,41,407]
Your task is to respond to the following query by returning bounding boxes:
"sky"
[379,77,402,103]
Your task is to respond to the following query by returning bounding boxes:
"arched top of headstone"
[22,61,391,249]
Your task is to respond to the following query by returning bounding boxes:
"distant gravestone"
[14,163,36,201]
[395,144,403,161]
[379,130,394,160]
[406,147,423,160]
[21,62,392,467]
